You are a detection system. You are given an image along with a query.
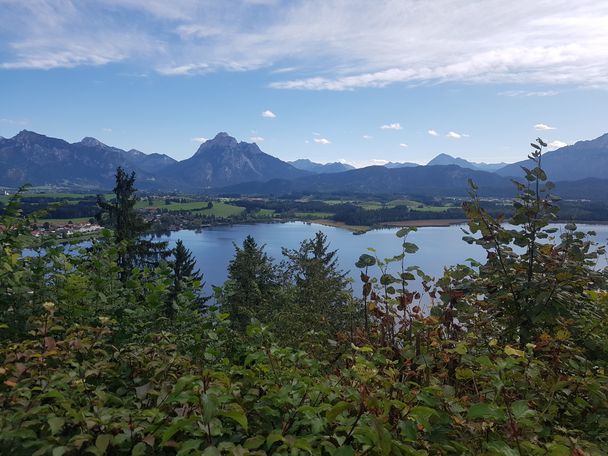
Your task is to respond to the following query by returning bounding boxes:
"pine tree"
[282,231,351,338]
[167,239,206,318]
[222,235,278,331]
[96,167,167,280]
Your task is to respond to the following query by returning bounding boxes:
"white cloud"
[547,140,568,149]
[446,131,468,139]
[380,123,402,130]
[313,137,331,145]
[191,137,207,143]
[261,110,276,118]
[534,123,556,131]
[428,129,439,136]
[399,143,408,148]
[362,134,373,140]
[499,90,559,97]
[250,136,265,142]
[2,1,608,91]
[102,127,112,132]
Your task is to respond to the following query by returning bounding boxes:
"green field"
[295,211,335,219]
[191,202,245,217]
[135,198,246,216]
[37,217,93,225]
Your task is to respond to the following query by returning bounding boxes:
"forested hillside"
[1,140,607,455]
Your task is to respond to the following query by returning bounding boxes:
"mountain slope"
[221,165,516,197]
[0,131,175,188]
[158,133,309,190]
[289,159,355,174]
[497,133,608,181]
[427,153,507,172]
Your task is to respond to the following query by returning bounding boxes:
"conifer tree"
[222,235,278,331]
[167,239,206,317]
[96,167,167,280]
[282,231,351,337]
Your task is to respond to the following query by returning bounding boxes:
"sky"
[1,0,608,167]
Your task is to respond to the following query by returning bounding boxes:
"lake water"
[155,222,608,293]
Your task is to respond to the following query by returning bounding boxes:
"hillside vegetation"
[1,140,607,455]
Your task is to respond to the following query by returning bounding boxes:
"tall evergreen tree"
[167,239,206,318]
[222,235,278,331]
[96,167,167,280]
[282,231,351,338]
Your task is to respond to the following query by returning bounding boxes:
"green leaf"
[402,242,419,254]
[333,446,355,456]
[455,368,474,380]
[486,440,518,456]
[52,447,69,456]
[48,416,65,435]
[219,403,248,431]
[266,431,284,447]
[326,401,350,422]
[201,447,221,456]
[512,400,535,421]
[504,346,525,357]
[131,442,147,456]
[467,403,506,421]
[177,440,203,455]
[95,434,112,454]
[243,436,265,450]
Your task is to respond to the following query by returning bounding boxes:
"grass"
[136,199,212,211]
[135,199,246,217]
[254,209,275,217]
[294,211,335,219]
[37,217,92,225]
[191,202,245,217]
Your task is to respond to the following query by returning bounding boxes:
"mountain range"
[1,130,608,200]
[288,159,355,174]
[426,153,507,172]
[497,134,608,181]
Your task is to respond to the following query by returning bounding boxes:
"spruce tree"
[167,239,206,317]
[222,235,278,331]
[96,167,167,280]
[282,231,351,338]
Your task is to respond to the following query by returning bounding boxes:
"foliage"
[1,148,608,454]
[220,236,281,333]
[459,138,607,346]
[96,167,168,278]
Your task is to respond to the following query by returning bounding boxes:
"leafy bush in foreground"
[1,305,607,455]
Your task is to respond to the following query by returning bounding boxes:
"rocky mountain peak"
[80,137,106,148]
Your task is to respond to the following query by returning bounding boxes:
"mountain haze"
[289,159,355,174]
[427,153,507,172]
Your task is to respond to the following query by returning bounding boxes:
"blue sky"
[1,0,607,166]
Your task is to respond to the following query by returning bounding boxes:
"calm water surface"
[155,222,608,293]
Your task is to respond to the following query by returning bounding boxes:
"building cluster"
[31,222,103,237]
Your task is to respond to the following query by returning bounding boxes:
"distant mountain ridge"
[497,133,608,181]
[2,130,608,201]
[0,130,176,188]
[383,161,420,169]
[221,164,516,197]
[158,133,309,190]
[427,153,507,172]
[288,159,355,174]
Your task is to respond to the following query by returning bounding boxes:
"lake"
[155,222,608,293]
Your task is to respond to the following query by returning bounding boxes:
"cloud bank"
[1,1,607,90]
